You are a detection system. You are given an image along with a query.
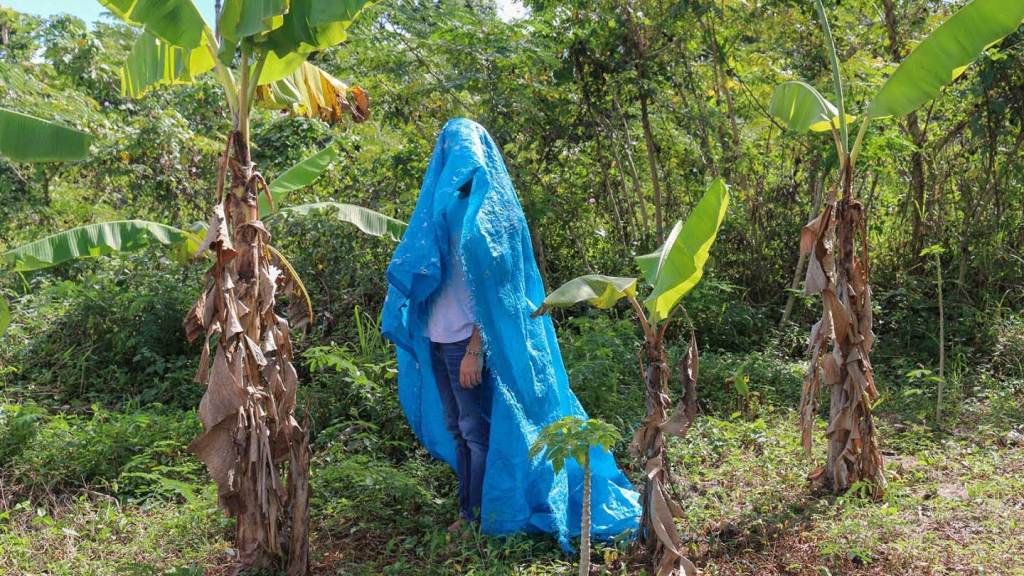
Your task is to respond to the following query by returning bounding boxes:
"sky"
[2,0,528,25]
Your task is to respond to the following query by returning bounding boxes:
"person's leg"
[440,340,490,523]
[431,342,470,523]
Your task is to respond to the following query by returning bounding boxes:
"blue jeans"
[431,338,490,522]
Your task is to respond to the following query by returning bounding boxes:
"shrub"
[0,250,203,410]
[0,403,201,499]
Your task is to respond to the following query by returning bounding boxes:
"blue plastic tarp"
[381,118,641,551]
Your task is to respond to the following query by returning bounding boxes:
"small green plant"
[530,416,622,576]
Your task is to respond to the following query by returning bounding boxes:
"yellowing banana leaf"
[276,202,406,241]
[264,0,374,58]
[218,0,289,42]
[637,179,729,323]
[255,61,369,123]
[0,295,9,336]
[260,143,340,216]
[98,0,207,49]
[532,275,638,317]
[0,108,92,162]
[868,0,1024,119]
[768,81,854,133]
[2,220,196,272]
[121,31,216,98]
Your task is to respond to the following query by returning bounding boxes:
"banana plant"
[534,178,728,576]
[5,1,383,572]
[0,107,94,335]
[768,0,1024,495]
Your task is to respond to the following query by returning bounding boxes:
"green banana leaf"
[260,143,340,216]
[532,274,638,317]
[257,50,310,84]
[264,0,374,62]
[276,202,406,241]
[218,0,289,42]
[121,31,216,98]
[768,81,853,133]
[0,108,92,162]
[637,178,729,323]
[868,0,1024,119]
[0,295,9,336]
[97,0,207,49]
[2,220,196,272]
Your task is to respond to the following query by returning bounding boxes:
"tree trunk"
[579,452,591,576]
[881,0,929,265]
[935,253,945,424]
[638,89,664,242]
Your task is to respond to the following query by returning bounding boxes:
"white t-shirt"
[427,240,476,343]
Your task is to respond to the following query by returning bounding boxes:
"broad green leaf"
[533,275,638,317]
[637,179,729,323]
[2,220,191,272]
[0,295,8,336]
[121,31,216,98]
[276,202,406,241]
[260,143,340,216]
[97,0,207,49]
[768,81,853,133]
[868,0,1024,119]
[0,108,92,162]
[309,0,372,24]
[265,0,373,58]
[219,0,289,42]
[258,50,309,84]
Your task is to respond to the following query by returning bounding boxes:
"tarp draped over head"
[381,118,641,551]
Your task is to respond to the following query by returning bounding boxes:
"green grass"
[2,404,1021,575]
[0,488,229,576]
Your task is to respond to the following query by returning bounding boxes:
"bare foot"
[447,518,466,533]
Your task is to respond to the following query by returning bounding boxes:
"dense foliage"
[1,1,1022,574]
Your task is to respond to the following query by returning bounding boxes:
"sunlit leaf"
[218,0,289,42]
[264,0,374,58]
[768,81,854,133]
[261,143,340,216]
[97,0,207,49]
[0,108,92,162]
[121,31,216,98]
[258,50,308,84]
[2,220,192,272]
[868,0,1024,119]
[276,202,406,241]
[637,179,729,323]
[532,275,638,317]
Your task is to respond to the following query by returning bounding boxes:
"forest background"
[0,0,1022,574]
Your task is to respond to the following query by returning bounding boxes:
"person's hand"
[459,349,483,388]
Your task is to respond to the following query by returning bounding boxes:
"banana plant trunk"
[630,301,698,576]
[800,163,885,495]
[185,124,310,574]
